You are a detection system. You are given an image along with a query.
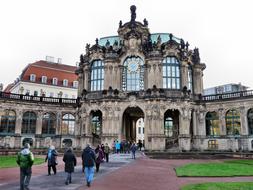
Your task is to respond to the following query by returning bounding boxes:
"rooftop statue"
[143,18,148,26]
[130,5,136,22]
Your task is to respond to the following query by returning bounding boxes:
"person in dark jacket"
[82,144,96,187]
[63,147,77,185]
[95,144,104,172]
[16,143,34,190]
[130,142,137,159]
[45,145,58,175]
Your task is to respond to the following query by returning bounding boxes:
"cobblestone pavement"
[1,152,253,190]
[0,152,140,190]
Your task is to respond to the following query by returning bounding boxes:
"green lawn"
[176,160,253,177]
[181,182,253,190]
[0,155,44,169]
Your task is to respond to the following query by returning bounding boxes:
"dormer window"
[52,77,58,85]
[30,74,36,82]
[41,76,47,84]
[73,81,78,88]
[63,79,68,86]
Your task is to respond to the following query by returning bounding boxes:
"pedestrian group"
[17,140,142,189]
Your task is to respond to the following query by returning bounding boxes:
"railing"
[0,91,77,105]
[201,90,253,102]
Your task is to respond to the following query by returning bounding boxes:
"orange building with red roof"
[7,58,78,98]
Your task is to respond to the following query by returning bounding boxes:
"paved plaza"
[1,152,253,190]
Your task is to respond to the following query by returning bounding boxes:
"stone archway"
[164,109,179,149]
[122,107,144,143]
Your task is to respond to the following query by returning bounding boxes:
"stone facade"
[1,6,253,152]
[0,98,77,149]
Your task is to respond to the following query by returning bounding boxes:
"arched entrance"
[122,107,144,143]
[164,109,179,149]
[90,110,102,145]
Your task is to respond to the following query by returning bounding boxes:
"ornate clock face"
[127,57,140,73]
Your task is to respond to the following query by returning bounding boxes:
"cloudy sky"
[0,0,253,90]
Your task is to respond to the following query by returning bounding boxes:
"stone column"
[84,67,90,90]
[15,109,23,135]
[77,72,83,97]
[240,107,248,135]
[103,63,110,89]
[56,112,62,135]
[180,63,188,89]
[219,109,226,135]
[178,109,191,151]
[193,64,205,95]
[35,111,43,135]
[192,110,197,136]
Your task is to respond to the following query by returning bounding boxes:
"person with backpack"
[82,144,96,187]
[16,143,34,190]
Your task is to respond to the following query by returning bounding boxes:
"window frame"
[162,56,181,90]
[30,74,36,82]
[90,60,104,91]
[63,79,68,87]
[41,76,47,84]
[122,56,144,91]
[52,77,58,85]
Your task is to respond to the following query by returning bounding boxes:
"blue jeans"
[85,167,94,183]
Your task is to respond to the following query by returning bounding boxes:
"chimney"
[45,56,55,63]
[57,58,62,64]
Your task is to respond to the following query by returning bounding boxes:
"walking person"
[138,140,143,151]
[130,142,137,159]
[95,144,104,172]
[115,140,120,154]
[63,147,77,185]
[104,143,110,162]
[16,143,34,190]
[82,144,96,187]
[45,145,58,175]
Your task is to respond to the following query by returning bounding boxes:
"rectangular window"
[34,91,38,96]
[73,81,78,88]
[30,74,36,82]
[143,128,144,134]
[41,76,47,83]
[138,127,141,134]
[63,79,68,86]
[52,78,58,85]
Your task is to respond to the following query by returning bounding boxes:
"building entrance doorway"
[164,109,179,149]
[122,107,144,144]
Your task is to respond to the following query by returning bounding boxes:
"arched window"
[90,60,104,91]
[0,110,16,133]
[164,110,179,138]
[91,111,102,136]
[62,114,75,135]
[247,109,253,135]
[122,56,144,91]
[42,113,56,134]
[206,112,220,136]
[226,109,241,135]
[162,56,180,89]
[22,111,37,134]
[188,65,193,92]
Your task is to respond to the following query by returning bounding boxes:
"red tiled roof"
[3,83,15,93]
[20,60,78,88]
